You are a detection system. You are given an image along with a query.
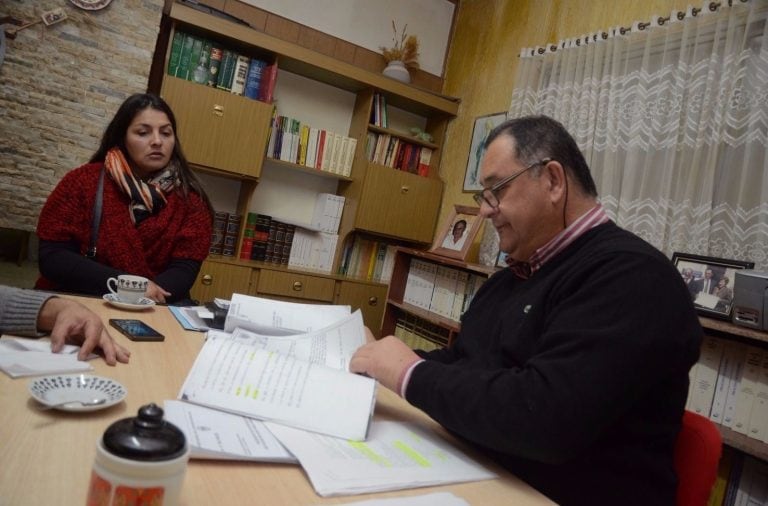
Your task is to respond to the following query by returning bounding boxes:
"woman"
[36,93,212,304]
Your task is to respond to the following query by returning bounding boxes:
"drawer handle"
[292,281,303,292]
[201,274,213,286]
[400,186,409,194]
[368,296,378,306]
[213,104,224,117]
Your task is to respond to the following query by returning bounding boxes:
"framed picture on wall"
[671,252,754,320]
[430,205,482,261]
[463,112,508,192]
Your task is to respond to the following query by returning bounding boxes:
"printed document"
[266,420,497,496]
[224,293,350,335]
[163,400,297,463]
[180,310,375,440]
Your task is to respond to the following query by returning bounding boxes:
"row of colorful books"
[337,237,397,283]
[365,132,432,177]
[686,335,768,444]
[240,213,295,265]
[210,211,241,256]
[167,31,277,102]
[708,447,768,506]
[266,114,357,177]
[370,92,389,128]
[393,313,450,352]
[402,259,485,322]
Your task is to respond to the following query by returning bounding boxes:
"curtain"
[508,0,768,270]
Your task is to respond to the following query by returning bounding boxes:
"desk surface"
[0,295,554,505]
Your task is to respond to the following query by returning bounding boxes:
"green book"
[167,31,184,76]
[175,33,195,80]
[216,50,235,91]
[192,39,212,84]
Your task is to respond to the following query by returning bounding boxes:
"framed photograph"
[463,112,508,192]
[671,252,754,320]
[430,205,482,260]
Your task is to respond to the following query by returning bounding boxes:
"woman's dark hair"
[91,93,213,214]
[485,115,598,197]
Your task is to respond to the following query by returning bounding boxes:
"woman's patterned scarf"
[104,147,180,225]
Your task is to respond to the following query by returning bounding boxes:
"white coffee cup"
[107,275,149,304]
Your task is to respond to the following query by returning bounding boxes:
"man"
[700,268,716,295]
[441,219,468,250]
[0,285,130,365]
[351,116,702,506]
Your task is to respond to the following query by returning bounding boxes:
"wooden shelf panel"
[395,246,498,277]
[719,425,768,462]
[368,125,439,150]
[386,300,461,333]
[169,3,459,117]
[699,316,768,345]
[264,157,353,181]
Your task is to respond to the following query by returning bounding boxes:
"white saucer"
[103,293,156,310]
[28,374,127,412]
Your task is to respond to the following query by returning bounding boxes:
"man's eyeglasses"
[472,158,552,209]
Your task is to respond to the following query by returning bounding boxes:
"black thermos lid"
[102,403,187,461]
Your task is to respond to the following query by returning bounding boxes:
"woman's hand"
[145,281,171,303]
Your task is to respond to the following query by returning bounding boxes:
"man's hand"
[145,281,171,304]
[37,297,130,365]
[349,335,420,392]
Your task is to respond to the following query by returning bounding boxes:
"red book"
[315,130,327,170]
[258,63,278,103]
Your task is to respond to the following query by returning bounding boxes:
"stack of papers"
[169,294,496,497]
[0,336,96,378]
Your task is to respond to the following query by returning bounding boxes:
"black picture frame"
[671,252,754,320]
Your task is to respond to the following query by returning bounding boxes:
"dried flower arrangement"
[380,21,419,69]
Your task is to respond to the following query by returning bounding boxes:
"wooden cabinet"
[256,268,335,303]
[354,165,443,242]
[189,257,387,331]
[381,247,496,348]
[698,317,768,463]
[336,281,388,336]
[190,259,253,302]
[161,76,273,178]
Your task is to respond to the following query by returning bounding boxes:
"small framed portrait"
[671,252,754,320]
[463,112,508,192]
[430,205,482,261]
[41,8,68,26]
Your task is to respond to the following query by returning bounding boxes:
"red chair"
[674,410,723,506]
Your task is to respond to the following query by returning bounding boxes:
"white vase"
[382,60,411,83]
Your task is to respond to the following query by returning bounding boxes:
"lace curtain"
[507,0,768,270]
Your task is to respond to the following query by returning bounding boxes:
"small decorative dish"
[103,293,156,311]
[28,374,127,412]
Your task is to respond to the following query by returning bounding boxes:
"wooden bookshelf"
[698,315,768,464]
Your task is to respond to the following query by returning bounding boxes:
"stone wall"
[0,0,164,232]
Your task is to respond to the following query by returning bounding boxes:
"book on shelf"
[215,49,235,92]
[180,297,375,441]
[230,54,250,95]
[209,210,228,255]
[687,336,724,417]
[244,58,267,100]
[167,31,184,77]
[721,344,747,428]
[287,229,337,273]
[747,353,768,442]
[710,341,741,424]
[207,44,224,87]
[258,62,278,104]
[175,33,196,80]
[311,193,344,234]
[726,345,762,436]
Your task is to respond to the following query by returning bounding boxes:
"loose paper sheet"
[266,420,497,497]
[163,400,297,463]
[0,336,95,378]
[224,293,350,335]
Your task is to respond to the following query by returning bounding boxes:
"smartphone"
[109,319,165,342]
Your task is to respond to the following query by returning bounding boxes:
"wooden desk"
[0,295,554,505]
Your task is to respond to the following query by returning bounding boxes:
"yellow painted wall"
[438,0,690,259]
